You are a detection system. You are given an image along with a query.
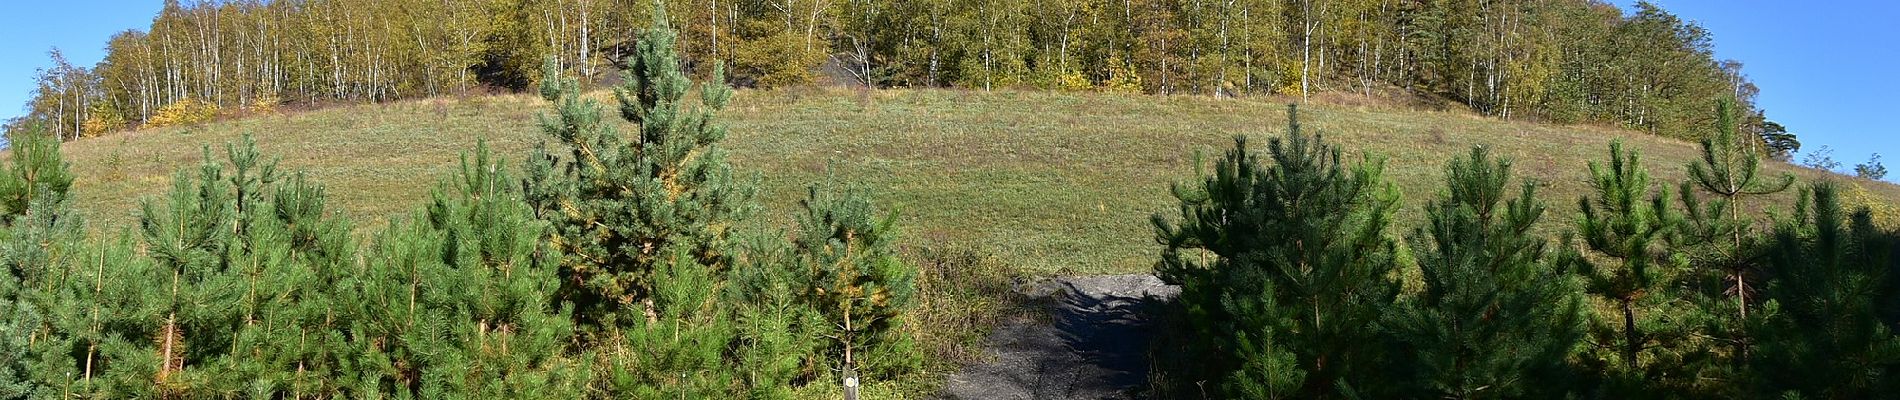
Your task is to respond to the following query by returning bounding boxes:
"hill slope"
[56,89,1900,274]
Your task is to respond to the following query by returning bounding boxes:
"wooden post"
[842,366,859,400]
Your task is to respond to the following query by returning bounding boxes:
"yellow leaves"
[659,147,706,201]
[866,286,891,309]
[1102,57,1144,94]
[730,30,821,88]
[81,111,126,138]
[1273,59,1304,95]
[1054,70,1093,92]
[142,98,220,130]
[245,94,282,114]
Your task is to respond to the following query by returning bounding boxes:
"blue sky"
[1,1,1895,169]
[1610,0,1900,171]
[1,1,159,122]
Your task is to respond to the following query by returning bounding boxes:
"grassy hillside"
[56,88,1900,275]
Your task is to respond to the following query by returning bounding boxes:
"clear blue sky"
[1,1,159,122]
[1,1,1894,170]
[1612,0,1900,172]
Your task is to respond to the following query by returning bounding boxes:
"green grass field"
[55,88,1900,275]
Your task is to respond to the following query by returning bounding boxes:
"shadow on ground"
[939,275,1180,399]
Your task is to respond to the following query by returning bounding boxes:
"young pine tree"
[1673,99,1796,394]
[522,6,753,334]
[0,127,77,287]
[1679,99,1794,320]
[1389,146,1587,399]
[1573,141,1708,397]
[523,9,755,398]
[0,127,74,223]
[724,230,827,399]
[131,136,356,397]
[1154,104,1404,398]
[0,229,35,399]
[789,182,919,381]
[1751,183,1900,398]
[12,235,150,399]
[347,141,583,398]
[0,126,80,399]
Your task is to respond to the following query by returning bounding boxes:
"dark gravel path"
[938,275,1180,400]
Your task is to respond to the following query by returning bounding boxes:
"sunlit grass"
[57,87,1900,275]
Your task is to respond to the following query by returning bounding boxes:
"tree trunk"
[1300,0,1312,102]
[1621,298,1640,370]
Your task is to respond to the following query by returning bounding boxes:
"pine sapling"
[1392,146,1586,398]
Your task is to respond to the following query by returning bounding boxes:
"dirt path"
[938,275,1180,399]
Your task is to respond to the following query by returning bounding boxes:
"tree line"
[1,19,926,399]
[1152,101,1899,399]
[12,0,1796,157]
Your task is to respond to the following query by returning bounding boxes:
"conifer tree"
[128,135,357,397]
[1573,141,1706,396]
[523,7,757,397]
[789,182,919,380]
[1154,104,1404,398]
[1390,146,1586,399]
[0,126,79,399]
[136,141,254,395]
[11,235,148,399]
[0,245,32,399]
[1673,99,1795,394]
[1751,183,1900,398]
[1680,99,1794,320]
[348,141,583,398]
[0,127,76,284]
[725,231,826,399]
[0,127,74,222]
[0,127,164,400]
[523,5,753,332]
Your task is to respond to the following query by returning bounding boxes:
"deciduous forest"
[15,0,1787,154]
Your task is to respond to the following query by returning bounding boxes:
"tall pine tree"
[1679,98,1795,320]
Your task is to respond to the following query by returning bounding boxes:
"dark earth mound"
[939,275,1180,399]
